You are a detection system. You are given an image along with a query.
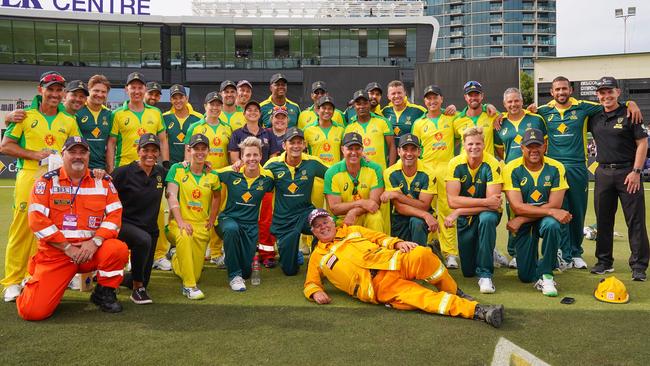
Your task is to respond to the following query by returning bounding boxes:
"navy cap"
[244,100,261,110]
[146,81,161,92]
[423,84,442,97]
[311,81,327,93]
[463,80,483,94]
[169,84,186,96]
[596,76,619,91]
[64,80,89,96]
[308,208,332,227]
[398,133,420,148]
[62,136,89,152]
[138,133,161,149]
[204,91,223,104]
[237,80,252,89]
[521,128,545,146]
[220,80,237,92]
[270,73,287,84]
[40,71,66,88]
[365,82,383,94]
[188,133,210,148]
[283,127,304,142]
[352,89,368,102]
[317,96,335,108]
[342,132,363,147]
[126,72,145,85]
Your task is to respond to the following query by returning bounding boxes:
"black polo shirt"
[111,161,166,233]
[227,124,282,165]
[589,104,648,164]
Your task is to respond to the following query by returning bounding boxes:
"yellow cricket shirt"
[304,122,345,167]
[454,110,499,155]
[165,162,221,222]
[344,113,393,169]
[219,109,246,131]
[324,159,384,221]
[297,105,346,130]
[184,120,233,169]
[411,113,458,168]
[110,101,166,167]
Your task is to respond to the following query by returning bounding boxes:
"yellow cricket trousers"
[167,219,210,288]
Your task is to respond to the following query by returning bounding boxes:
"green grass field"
[0,179,649,365]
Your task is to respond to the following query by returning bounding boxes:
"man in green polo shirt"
[164,84,203,164]
[259,73,301,128]
[264,128,329,276]
[503,128,572,297]
[74,75,113,169]
[381,133,438,246]
[381,80,427,137]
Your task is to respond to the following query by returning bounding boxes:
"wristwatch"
[633,168,642,174]
[92,237,104,247]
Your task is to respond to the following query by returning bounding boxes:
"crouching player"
[503,128,572,296]
[304,209,505,328]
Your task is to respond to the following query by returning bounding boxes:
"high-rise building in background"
[425,0,556,74]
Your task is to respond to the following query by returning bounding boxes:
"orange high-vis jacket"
[303,225,402,304]
[28,168,122,246]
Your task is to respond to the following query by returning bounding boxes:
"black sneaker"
[90,284,123,313]
[474,304,504,328]
[456,288,476,302]
[130,287,153,304]
[590,263,614,275]
[632,269,647,282]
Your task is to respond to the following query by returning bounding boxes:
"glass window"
[340,29,359,65]
[301,29,320,66]
[224,28,235,68]
[121,25,140,67]
[35,22,57,66]
[320,29,339,65]
[377,29,389,65]
[100,24,120,67]
[234,29,252,60]
[359,29,379,65]
[141,26,160,68]
[388,28,406,59]
[205,27,224,69]
[79,23,99,66]
[13,20,35,64]
[0,20,13,64]
[57,23,78,66]
[171,34,182,69]
[186,27,205,69]
[288,29,301,65]
[406,28,416,63]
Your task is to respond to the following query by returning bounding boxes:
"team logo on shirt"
[323,142,331,152]
[343,182,349,191]
[31,120,38,128]
[213,137,221,146]
[241,191,252,202]
[182,175,189,183]
[44,134,55,146]
[102,117,108,126]
[168,122,175,130]
[81,116,89,124]
[34,181,46,195]
[125,118,130,126]
[556,123,567,134]
[520,177,528,186]
[88,216,102,229]
[137,128,146,136]
[234,178,242,185]
[435,132,443,141]
[192,188,201,199]
[460,175,467,183]
[363,138,371,146]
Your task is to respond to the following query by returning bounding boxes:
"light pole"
[615,7,636,54]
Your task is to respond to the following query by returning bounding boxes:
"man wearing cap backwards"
[62,80,88,116]
[304,208,505,328]
[17,136,129,319]
[219,80,247,131]
[217,136,275,292]
[494,87,548,269]
[381,134,439,246]
[297,81,346,129]
[184,92,233,268]
[524,76,643,270]
[454,81,501,157]
[345,90,396,170]
[144,81,162,107]
[445,127,503,294]
[589,76,649,281]
[264,127,329,275]
[166,134,221,299]
[259,73,301,129]
[324,132,385,233]
[76,75,114,170]
[107,72,169,173]
[411,84,461,268]
[502,128,572,296]
[164,84,203,165]
[1,71,80,302]
[381,80,427,138]
[112,133,167,304]
[345,82,384,122]
[235,80,253,111]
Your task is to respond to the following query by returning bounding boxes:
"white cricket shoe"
[210,255,226,269]
[535,275,558,297]
[182,286,205,300]
[68,274,82,290]
[493,249,509,268]
[445,255,459,269]
[508,257,517,269]
[3,284,22,302]
[478,277,496,294]
[229,276,247,292]
[153,257,172,271]
[572,257,588,269]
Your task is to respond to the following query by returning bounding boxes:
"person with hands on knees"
[304,209,505,328]
[445,127,503,294]
[17,136,129,320]
[166,134,221,300]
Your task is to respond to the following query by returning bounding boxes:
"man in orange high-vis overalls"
[16,136,128,321]
[303,209,505,328]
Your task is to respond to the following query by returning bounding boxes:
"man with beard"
[454,81,500,157]
[75,75,114,170]
[62,80,88,116]
[345,82,384,121]
[297,81,346,129]
[259,73,301,128]
[219,80,247,131]
[236,80,253,111]
[144,81,162,107]
[164,84,203,164]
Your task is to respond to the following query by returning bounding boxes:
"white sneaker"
[204,247,211,261]
[445,255,459,269]
[493,249,509,268]
[229,276,247,292]
[3,284,22,302]
[478,277,496,294]
[572,257,588,269]
[508,257,517,269]
[535,275,558,297]
[153,257,172,271]
[210,255,226,269]
[182,286,205,300]
[68,274,82,290]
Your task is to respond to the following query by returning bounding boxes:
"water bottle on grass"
[251,255,261,286]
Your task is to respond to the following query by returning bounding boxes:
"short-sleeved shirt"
[411,113,458,169]
[269,130,286,152]
[453,110,499,156]
[228,125,282,165]
[259,97,301,128]
[446,153,503,199]
[324,159,384,221]
[110,101,166,167]
[165,163,221,223]
[164,103,204,164]
[589,104,648,164]
[537,97,601,166]
[185,119,233,169]
[494,111,547,163]
[503,156,568,206]
[217,166,275,224]
[76,104,113,169]
[4,95,80,170]
[219,108,246,131]
[303,122,345,167]
[384,160,437,218]
[264,153,328,223]
[297,105,346,130]
[344,113,393,169]
[111,161,166,233]
[381,101,427,137]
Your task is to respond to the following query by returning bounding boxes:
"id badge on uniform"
[62,214,78,230]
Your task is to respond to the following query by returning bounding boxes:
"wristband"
[633,168,642,174]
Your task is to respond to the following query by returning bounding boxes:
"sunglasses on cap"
[41,73,66,84]
[463,81,482,89]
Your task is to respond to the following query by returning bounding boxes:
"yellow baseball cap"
[594,276,629,304]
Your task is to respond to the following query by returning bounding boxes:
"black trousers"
[118,222,159,287]
[594,166,649,270]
